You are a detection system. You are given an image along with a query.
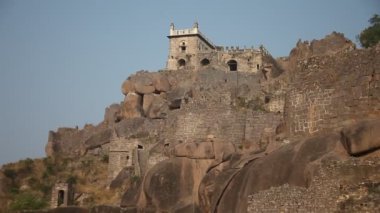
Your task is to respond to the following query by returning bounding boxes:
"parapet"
[169,22,216,49]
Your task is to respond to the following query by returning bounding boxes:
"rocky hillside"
[0,32,379,213]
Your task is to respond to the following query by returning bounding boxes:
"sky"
[0,0,379,165]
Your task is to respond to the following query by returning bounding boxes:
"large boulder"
[134,76,155,95]
[199,133,345,213]
[132,158,213,212]
[152,74,170,92]
[198,119,380,212]
[142,93,169,119]
[121,80,135,95]
[83,128,112,150]
[123,92,143,118]
[340,119,380,155]
[166,87,192,110]
[104,104,122,125]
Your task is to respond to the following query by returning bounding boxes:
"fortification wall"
[244,111,282,152]
[165,104,246,145]
[285,44,380,136]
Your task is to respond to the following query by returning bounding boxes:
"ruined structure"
[50,182,74,208]
[166,22,265,72]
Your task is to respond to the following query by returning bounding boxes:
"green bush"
[3,168,17,179]
[22,158,34,172]
[66,175,77,184]
[43,157,56,175]
[358,14,380,48]
[10,192,48,210]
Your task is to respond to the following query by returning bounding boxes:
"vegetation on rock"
[358,14,380,48]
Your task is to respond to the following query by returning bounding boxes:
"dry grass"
[0,154,124,210]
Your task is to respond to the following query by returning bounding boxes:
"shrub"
[22,158,34,170]
[358,14,380,48]
[3,168,17,179]
[10,192,48,210]
[66,175,77,184]
[101,154,109,163]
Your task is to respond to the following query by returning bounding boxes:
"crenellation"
[166,22,270,72]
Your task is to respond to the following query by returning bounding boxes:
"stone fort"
[166,22,266,72]
[44,22,380,212]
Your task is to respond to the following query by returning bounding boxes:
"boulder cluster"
[121,72,171,119]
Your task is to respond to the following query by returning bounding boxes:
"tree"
[358,14,380,48]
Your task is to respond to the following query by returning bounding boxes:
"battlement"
[166,22,270,72]
[169,22,216,49]
[169,27,199,36]
[218,46,261,53]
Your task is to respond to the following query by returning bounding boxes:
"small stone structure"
[50,182,74,208]
[107,130,145,183]
[166,22,266,72]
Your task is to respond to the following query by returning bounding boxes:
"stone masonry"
[285,39,380,136]
[166,22,265,72]
[50,182,74,208]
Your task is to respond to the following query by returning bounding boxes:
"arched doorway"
[201,58,210,66]
[178,59,186,69]
[58,190,65,206]
[227,60,238,71]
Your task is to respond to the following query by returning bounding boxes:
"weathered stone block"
[134,77,155,94]
[341,119,380,155]
[123,92,143,118]
[121,80,135,95]
[143,93,169,119]
[153,74,170,92]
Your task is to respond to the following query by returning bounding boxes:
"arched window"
[200,58,210,66]
[180,41,186,53]
[227,60,238,71]
[178,59,186,69]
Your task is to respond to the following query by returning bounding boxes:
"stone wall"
[244,111,282,152]
[285,43,380,136]
[51,182,74,208]
[108,137,137,182]
[163,102,282,155]
[167,105,246,145]
[286,88,335,134]
[218,49,263,72]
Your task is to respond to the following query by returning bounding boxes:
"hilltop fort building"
[166,22,267,72]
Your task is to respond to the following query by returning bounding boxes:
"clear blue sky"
[0,0,379,165]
